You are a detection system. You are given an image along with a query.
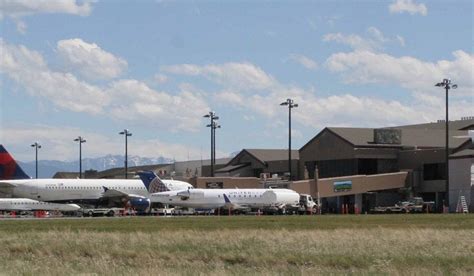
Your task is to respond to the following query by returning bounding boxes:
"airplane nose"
[68,204,81,210]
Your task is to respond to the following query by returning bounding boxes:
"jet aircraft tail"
[137,171,170,193]
[0,145,30,180]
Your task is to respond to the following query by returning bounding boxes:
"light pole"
[204,111,219,177]
[119,129,132,179]
[212,121,221,175]
[30,142,41,179]
[280,98,298,180]
[74,136,86,179]
[435,79,457,209]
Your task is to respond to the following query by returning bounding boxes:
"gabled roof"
[228,149,299,167]
[300,127,471,152]
[98,164,170,178]
[450,149,474,159]
[328,127,470,149]
[395,118,474,131]
[245,149,299,162]
[53,172,79,179]
[215,163,250,173]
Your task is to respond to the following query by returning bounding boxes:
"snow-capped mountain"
[18,155,174,178]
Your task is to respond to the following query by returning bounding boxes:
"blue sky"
[1,0,473,162]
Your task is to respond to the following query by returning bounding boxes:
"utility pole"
[119,129,132,179]
[280,98,298,180]
[74,136,86,178]
[30,142,41,179]
[435,79,457,210]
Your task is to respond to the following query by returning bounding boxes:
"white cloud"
[1,124,205,162]
[325,50,474,96]
[14,19,27,34]
[323,27,392,51]
[0,0,94,18]
[214,90,245,106]
[323,33,377,51]
[162,62,276,91]
[396,35,406,47]
[170,59,472,130]
[0,39,210,131]
[57,39,128,80]
[153,73,169,84]
[0,0,95,33]
[106,80,209,132]
[288,54,318,70]
[389,0,427,16]
[0,39,108,114]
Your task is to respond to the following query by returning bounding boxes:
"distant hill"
[18,155,173,178]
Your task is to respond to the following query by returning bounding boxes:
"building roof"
[98,164,170,178]
[215,163,250,173]
[226,149,299,167]
[395,118,474,131]
[450,149,474,159]
[327,127,470,149]
[244,149,299,162]
[53,172,79,179]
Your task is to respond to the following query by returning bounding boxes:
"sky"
[0,0,473,162]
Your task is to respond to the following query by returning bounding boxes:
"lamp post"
[30,142,41,179]
[204,111,219,177]
[119,129,132,179]
[280,98,298,180]
[212,121,221,175]
[435,79,457,209]
[74,136,86,179]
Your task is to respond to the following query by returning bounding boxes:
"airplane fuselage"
[6,178,190,203]
[0,198,81,211]
[150,188,300,209]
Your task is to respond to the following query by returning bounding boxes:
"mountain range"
[18,155,174,178]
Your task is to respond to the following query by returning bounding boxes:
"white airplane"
[0,198,81,212]
[138,171,300,211]
[0,145,193,212]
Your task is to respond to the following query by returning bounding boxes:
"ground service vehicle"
[288,194,319,214]
[81,208,125,217]
[371,197,434,214]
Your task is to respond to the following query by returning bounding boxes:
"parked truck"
[288,194,319,215]
[371,197,435,214]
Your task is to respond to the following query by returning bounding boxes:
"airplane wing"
[101,186,129,198]
[101,187,146,202]
[223,194,249,210]
[0,182,16,188]
[176,189,192,200]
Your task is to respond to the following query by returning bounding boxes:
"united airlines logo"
[149,178,169,193]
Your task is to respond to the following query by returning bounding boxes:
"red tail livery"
[0,145,30,180]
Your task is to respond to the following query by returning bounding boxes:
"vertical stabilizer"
[137,171,170,193]
[0,145,30,180]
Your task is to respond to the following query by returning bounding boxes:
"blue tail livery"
[223,194,231,204]
[137,171,170,193]
[0,145,30,180]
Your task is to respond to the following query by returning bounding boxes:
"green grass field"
[1,214,473,275]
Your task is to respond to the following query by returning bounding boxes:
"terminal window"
[423,163,445,180]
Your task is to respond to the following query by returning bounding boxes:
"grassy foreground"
[0,215,473,275]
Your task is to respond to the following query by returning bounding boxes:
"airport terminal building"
[51,118,473,213]
[295,118,473,212]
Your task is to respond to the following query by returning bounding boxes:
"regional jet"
[0,145,193,212]
[0,198,81,212]
[138,171,300,211]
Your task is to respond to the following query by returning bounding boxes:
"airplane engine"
[128,197,151,213]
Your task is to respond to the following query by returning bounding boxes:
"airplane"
[0,198,81,212]
[138,171,300,212]
[0,145,193,212]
